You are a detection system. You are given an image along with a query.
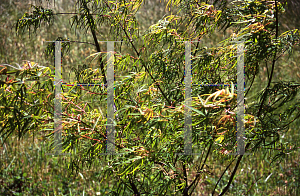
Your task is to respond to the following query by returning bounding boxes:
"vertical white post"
[237,42,245,155]
[107,41,115,154]
[54,41,62,154]
[184,41,192,155]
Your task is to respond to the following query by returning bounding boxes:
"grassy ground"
[0,126,299,195]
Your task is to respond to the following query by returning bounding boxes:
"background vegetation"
[0,0,299,195]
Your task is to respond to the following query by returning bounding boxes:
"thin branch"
[55,12,102,15]
[79,1,107,84]
[182,161,189,196]
[265,60,270,81]
[248,146,300,151]
[218,142,251,196]
[103,0,172,106]
[69,40,96,46]
[257,0,279,117]
[60,113,124,149]
[244,75,255,98]
[77,85,106,95]
[128,174,140,196]
[211,158,236,195]
[274,40,300,61]
[187,142,213,192]
[278,111,300,130]
[245,176,262,195]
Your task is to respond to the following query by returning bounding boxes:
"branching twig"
[211,158,236,195]
[245,176,262,195]
[128,174,140,196]
[218,142,251,196]
[187,142,213,193]
[79,1,107,84]
[103,0,172,106]
[257,0,279,117]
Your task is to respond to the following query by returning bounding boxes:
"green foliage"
[16,4,54,37]
[0,63,54,142]
[1,0,300,195]
[44,37,70,59]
